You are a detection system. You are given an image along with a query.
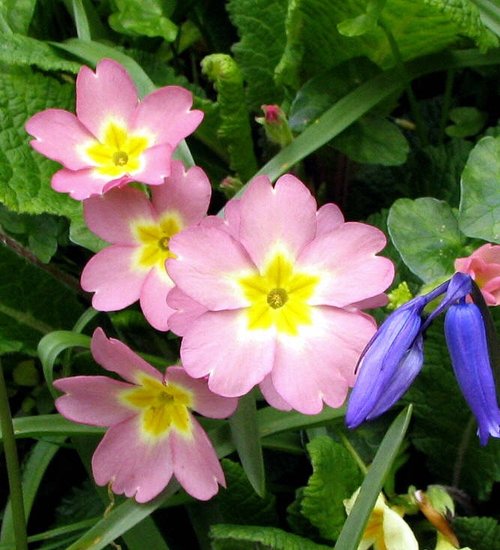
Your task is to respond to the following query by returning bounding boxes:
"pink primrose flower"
[80,160,211,331]
[54,328,237,503]
[166,174,395,414]
[25,59,203,200]
[455,243,500,306]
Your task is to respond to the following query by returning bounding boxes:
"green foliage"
[453,516,500,550]
[275,0,484,90]
[405,322,500,500]
[109,0,178,42]
[228,392,266,497]
[388,197,467,283]
[0,0,36,34]
[0,65,80,220]
[459,135,500,243]
[0,33,81,72]
[210,524,332,550]
[227,0,288,110]
[201,53,258,180]
[300,436,362,541]
[445,106,487,137]
[334,115,409,165]
[214,459,278,526]
[0,245,84,355]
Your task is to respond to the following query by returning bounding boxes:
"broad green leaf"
[213,459,278,525]
[109,0,178,42]
[301,437,363,541]
[334,406,412,550]
[210,524,332,550]
[423,0,498,49]
[0,245,84,355]
[228,392,266,497]
[276,0,481,90]
[405,321,500,500]
[0,34,81,72]
[0,0,36,34]
[446,106,487,138]
[470,0,500,37]
[1,439,62,545]
[337,0,387,36]
[453,517,500,550]
[0,65,80,220]
[458,135,500,243]
[334,115,409,166]
[0,207,67,263]
[227,0,287,110]
[201,54,258,180]
[387,197,467,282]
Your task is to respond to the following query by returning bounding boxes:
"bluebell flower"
[445,301,500,445]
[346,272,500,443]
[346,297,427,428]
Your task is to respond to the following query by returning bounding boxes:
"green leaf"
[405,321,500,500]
[109,0,178,42]
[334,406,412,550]
[458,135,500,243]
[445,106,487,137]
[276,0,489,90]
[228,392,266,497]
[470,0,500,37]
[423,0,498,49]
[0,33,81,72]
[250,48,500,186]
[214,459,278,525]
[227,0,287,110]
[334,115,409,166]
[337,0,387,37]
[301,437,363,541]
[453,516,500,550]
[387,197,466,282]
[201,54,258,180]
[0,0,36,34]
[0,65,80,220]
[38,331,91,396]
[0,439,62,545]
[0,244,84,355]
[210,524,332,550]
[0,414,103,441]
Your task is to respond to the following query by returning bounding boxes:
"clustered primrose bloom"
[54,328,237,502]
[81,160,211,331]
[26,59,203,199]
[455,243,500,305]
[166,174,394,413]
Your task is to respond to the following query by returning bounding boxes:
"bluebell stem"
[444,300,500,445]
[346,272,485,431]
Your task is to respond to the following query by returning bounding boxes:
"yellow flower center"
[85,120,150,177]
[133,214,183,271]
[238,252,319,335]
[121,375,192,438]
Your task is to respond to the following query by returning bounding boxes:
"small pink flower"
[166,174,394,414]
[455,243,500,306]
[54,328,237,503]
[80,160,211,331]
[25,59,203,200]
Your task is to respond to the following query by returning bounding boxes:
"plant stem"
[0,361,28,550]
[380,20,429,146]
[438,69,455,145]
